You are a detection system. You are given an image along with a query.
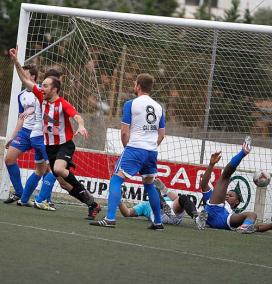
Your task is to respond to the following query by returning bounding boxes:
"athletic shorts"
[133,201,152,219]
[30,136,48,163]
[46,140,76,174]
[204,202,233,230]
[10,128,48,163]
[114,146,158,178]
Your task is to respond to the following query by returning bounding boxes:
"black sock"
[69,185,94,206]
[179,195,197,219]
[63,171,82,189]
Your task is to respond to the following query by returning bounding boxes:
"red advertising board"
[18,150,221,192]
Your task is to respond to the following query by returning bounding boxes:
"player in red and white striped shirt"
[9,47,100,219]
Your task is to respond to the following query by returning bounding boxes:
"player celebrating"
[201,137,272,233]
[9,47,100,218]
[90,73,165,229]
[4,64,49,205]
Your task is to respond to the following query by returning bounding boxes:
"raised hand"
[210,151,222,166]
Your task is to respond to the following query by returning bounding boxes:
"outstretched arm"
[73,114,88,139]
[9,47,35,91]
[201,151,221,193]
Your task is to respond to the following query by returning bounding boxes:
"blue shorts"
[204,203,232,230]
[114,146,158,178]
[10,128,48,163]
[133,202,152,219]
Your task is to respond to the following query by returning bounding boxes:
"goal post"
[1,3,272,221]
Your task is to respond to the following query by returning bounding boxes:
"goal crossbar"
[21,3,272,34]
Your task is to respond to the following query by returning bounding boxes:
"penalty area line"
[0,220,271,270]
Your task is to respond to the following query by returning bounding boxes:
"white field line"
[0,221,272,270]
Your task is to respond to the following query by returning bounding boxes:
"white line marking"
[0,220,271,270]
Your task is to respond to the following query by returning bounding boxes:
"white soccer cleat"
[236,223,256,234]
[194,210,208,230]
[17,199,34,207]
[34,200,56,211]
[242,136,252,155]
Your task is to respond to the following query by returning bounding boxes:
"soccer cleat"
[17,199,33,207]
[48,202,56,210]
[34,200,56,211]
[162,203,172,217]
[87,202,101,220]
[154,178,168,195]
[242,136,252,155]
[3,192,20,204]
[236,223,256,234]
[148,223,164,231]
[194,210,208,230]
[89,217,116,228]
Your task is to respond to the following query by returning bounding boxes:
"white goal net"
[1,4,272,221]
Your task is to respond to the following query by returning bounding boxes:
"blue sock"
[21,172,42,203]
[144,183,162,224]
[106,175,124,221]
[6,163,23,197]
[242,218,254,226]
[230,150,246,168]
[35,173,56,203]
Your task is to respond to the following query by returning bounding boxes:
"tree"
[223,0,241,22]
[0,0,49,54]
[194,0,211,20]
[253,8,272,26]
[243,8,253,24]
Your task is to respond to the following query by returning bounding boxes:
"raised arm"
[9,48,35,91]
[201,151,222,193]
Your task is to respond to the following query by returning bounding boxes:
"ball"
[253,170,271,188]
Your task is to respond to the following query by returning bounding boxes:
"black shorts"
[46,140,76,174]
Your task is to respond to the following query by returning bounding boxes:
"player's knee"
[142,176,154,184]
[5,155,16,165]
[53,165,65,177]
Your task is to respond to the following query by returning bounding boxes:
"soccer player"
[201,137,272,233]
[4,64,49,205]
[9,47,100,219]
[90,73,165,229]
[18,68,64,210]
[119,178,208,229]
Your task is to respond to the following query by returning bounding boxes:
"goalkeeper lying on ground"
[119,178,208,229]
[201,137,272,234]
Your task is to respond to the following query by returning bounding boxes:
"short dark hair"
[136,73,154,93]
[47,76,61,93]
[44,68,63,79]
[22,64,38,81]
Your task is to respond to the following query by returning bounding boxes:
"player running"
[201,137,272,233]
[90,73,165,229]
[9,47,100,219]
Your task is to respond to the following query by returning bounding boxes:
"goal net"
[1,4,272,221]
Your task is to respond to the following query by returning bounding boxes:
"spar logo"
[229,175,251,213]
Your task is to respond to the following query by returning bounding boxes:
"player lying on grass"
[119,178,208,229]
[201,137,272,233]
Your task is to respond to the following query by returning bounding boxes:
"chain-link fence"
[0,55,13,137]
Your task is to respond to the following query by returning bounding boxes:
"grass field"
[0,202,272,284]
